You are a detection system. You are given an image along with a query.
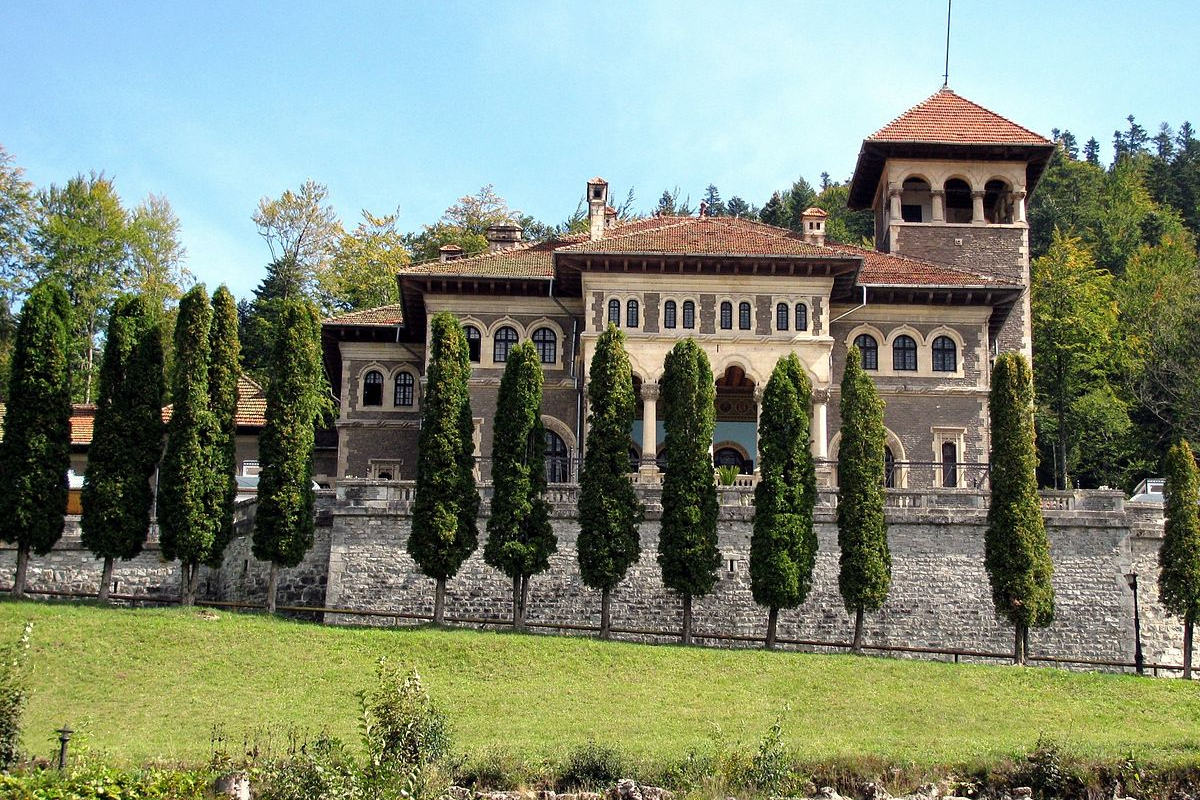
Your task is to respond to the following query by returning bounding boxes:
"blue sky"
[4,1,1197,301]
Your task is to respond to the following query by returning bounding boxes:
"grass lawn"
[3,598,1199,768]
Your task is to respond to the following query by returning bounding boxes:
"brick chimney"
[587,177,609,241]
[439,244,464,262]
[800,207,828,246]
[486,223,523,253]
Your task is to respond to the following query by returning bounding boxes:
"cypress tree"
[985,351,1055,665]
[658,339,720,644]
[751,354,817,649]
[837,345,891,653]
[204,285,242,571]
[80,294,165,601]
[409,312,479,625]
[253,298,328,613]
[484,341,556,630]
[0,281,72,598]
[1159,439,1200,679]
[578,324,643,639]
[158,285,217,605]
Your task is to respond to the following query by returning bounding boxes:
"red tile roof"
[829,243,1018,287]
[235,375,267,428]
[70,404,96,446]
[324,304,405,326]
[557,216,834,257]
[869,88,1050,146]
[399,237,571,279]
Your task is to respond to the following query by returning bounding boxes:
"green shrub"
[557,740,626,791]
[716,464,740,486]
[1010,737,1087,800]
[359,659,450,769]
[255,736,361,800]
[0,762,213,799]
[456,746,544,791]
[0,621,32,768]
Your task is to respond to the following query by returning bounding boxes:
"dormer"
[847,88,1055,259]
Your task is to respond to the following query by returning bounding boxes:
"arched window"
[464,325,482,363]
[394,372,415,407]
[532,327,557,364]
[944,178,973,223]
[984,179,1014,224]
[776,303,789,331]
[893,335,918,371]
[493,326,518,363]
[719,301,733,330]
[795,302,808,332]
[626,299,639,328]
[682,301,696,329]
[714,447,748,474]
[932,336,957,372]
[663,300,677,329]
[362,370,383,406]
[941,441,958,488]
[884,445,896,489]
[738,302,752,330]
[545,429,570,483]
[901,177,931,222]
[607,299,620,326]
[854,334,878,370]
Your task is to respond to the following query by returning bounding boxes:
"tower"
[847,88,1055,356]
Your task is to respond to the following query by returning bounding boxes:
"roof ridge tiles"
[868,87,1051,146]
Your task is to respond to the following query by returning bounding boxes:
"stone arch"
[541,414,577,451]
[388,364,421,409]
[943,176,974,223]
[827,426,907,488]
[983,177,1015,223]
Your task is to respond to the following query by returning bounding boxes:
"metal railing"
[0,586,1184,677]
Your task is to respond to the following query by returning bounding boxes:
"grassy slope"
[3,599,1199,768]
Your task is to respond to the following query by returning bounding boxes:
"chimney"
[604,205,617,229]
[439,244,464,263]
[587,177,609,241]
[800,207,828,246]
[699,200,709,217]
[486,223,523,253]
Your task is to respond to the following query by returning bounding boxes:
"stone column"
[888,183,902,221]
[931,189,946,223]
[971,190,986,224]
[753,385,765,471]
[1012,190,1027,224]
[812,390,828,459]
[639,382,659,479]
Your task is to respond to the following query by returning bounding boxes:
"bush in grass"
[359,659,450,769]
[0,621,32,768]
[556,740,627,791]
[255,736,361,800]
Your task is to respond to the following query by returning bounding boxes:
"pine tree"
[751,354,817,649]
[837,345,890,652]
[484,341,555,630]
[158,285,217,605]
[409,312,479,625]
[0,281,72,597]
[578,324,643,638]
[985,351,1055,665]
[204,285,241,570]
[80,294,164,601]
[1159,439,1200,679]
[253,298,329,613]
[658,339,720,644]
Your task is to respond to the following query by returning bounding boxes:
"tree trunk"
[1014,623,1028,665]
[520,575,531,629]
[433,577,446,625]
[12,545,30,599]
[600,587,612,640]
[852,606,865,653]
[681,594,693,645]
[266,563,279,614]
[766,606,779,650]
[1185,612,1194,680]
[511,573,523,631]
[98,557,115,602]
[180,563,194,606]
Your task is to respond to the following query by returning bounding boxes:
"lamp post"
[1125,572,1144,676]
[55,727,73,770]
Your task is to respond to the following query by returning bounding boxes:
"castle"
[322,88,1054,491]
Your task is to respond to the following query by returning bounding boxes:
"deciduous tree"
[484,341,556,630]
[320,210,408,312]
[836,346,890,652]
[81,295,165,601]
[409,312,479,625]
[1159,439,1200,679]
[985,352,1055,665]
[158,285,217,605]
[658,339,720,644]
[751,354,817,649]
[0,281,72,597]
[252,180,341,300]
[578,324,643,638]
[253,298,329,613]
